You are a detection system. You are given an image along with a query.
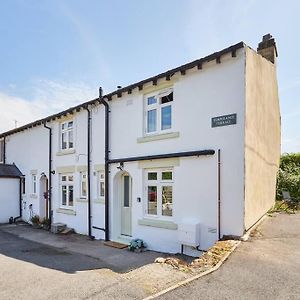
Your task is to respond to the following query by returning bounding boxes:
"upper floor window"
[145,89,173,135]
[0,139,4,163]
[145,169,173,218]
[61,121,74,150]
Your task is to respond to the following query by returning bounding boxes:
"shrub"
[276,153,300,200]
[30,215,40,225]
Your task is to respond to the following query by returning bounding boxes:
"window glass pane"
[69,130,74,148]
[123,176,130,207]
[62,186,67,206]
[147,109,157,133]
[68,121,73,128]
[69,186,74,206]
[100,182,105,197]
[62,132,67,149]
[162,171,172,180]
[148,172,157,180]
[161,105,172,130]
[81,181,87,197]
[147,186,157,215]
[62,123,66,130]
[62,175,67,181]
[161,92,173,104]
[147,96,157,105]
[162,186,173,216]
[68,175,73,181]
[100,173,105,180]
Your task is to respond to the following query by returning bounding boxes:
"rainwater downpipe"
[98,87,110,241]
[218,149,221,240]
[13,176,23,223]
[43,122,52,226]
[3,136,6,164]
[83,105,93,238]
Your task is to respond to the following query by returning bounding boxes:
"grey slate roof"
[0,164,23,178]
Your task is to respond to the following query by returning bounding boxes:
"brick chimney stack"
[257,34,278,64]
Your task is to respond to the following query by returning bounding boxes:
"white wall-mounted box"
[178,222,201,247]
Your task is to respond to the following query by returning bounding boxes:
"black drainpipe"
[13,176,23,223]
[43,122,52,226]
[3,136,6,164]
[83,105,93,238]
[218,149,221,240]
[98,87,110,241]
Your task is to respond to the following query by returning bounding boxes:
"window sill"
[56,208,76,216]
[56,149,76,156]
[137,132,179,143]
[76,198,88,203]
[94,198,105,204]
[138,218,178,230]
[29,194,38,199]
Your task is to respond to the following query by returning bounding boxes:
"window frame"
[144,89,173,136]
[98,171,105,198]
[60,120,74,151]
[32,175,37,194]
[60,173,74,209]
[80,172,87,199]
[144,168,174,219]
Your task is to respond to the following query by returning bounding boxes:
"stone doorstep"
[51,222,67,234]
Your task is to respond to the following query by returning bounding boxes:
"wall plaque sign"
[211,113,237,128]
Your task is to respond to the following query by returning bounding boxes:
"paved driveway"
[0,225,190,299]
[159,213,300,300]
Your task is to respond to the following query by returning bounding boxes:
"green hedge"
[276,153,300,200]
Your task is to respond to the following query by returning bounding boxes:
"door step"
[51,223,67,234]
[104,241,128,249]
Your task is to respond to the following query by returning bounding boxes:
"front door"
[121,174,132,236]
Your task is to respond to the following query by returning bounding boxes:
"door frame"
[120,172,132,237]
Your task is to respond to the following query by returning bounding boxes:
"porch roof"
[0,164,23,178]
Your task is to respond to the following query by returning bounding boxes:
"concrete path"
[159,213,300,300]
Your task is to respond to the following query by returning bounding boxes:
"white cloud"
[0,80,96,133]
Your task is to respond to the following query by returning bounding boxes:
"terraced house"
[0,34,280,256]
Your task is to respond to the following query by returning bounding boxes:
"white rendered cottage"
[0,35,280,255]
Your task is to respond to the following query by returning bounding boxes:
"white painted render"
[0,178,19,223]
[0,44,280,255]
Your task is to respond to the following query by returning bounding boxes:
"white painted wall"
[5,126,48,222]
[0,178,19,223]
[2,47,247,254]
[109,49,246,252]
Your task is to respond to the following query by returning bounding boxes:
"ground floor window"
[145,169,173,217]
[60,174,74,207]
[32,174,37,194]
[98,171,105,198]
[80,172,87,198]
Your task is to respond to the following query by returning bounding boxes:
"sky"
[0,0,299,153]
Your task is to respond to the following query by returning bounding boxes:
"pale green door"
[121,174,132,236]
